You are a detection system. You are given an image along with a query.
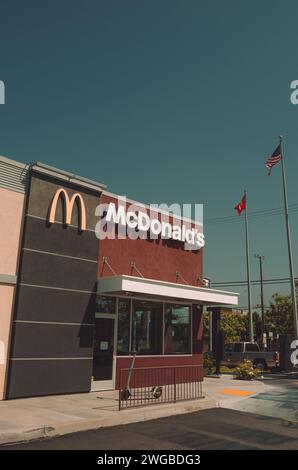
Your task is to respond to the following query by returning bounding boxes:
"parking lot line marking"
[218,388,255,396]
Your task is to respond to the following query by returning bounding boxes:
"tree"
[203,310,248,344]
[265,293,294,336]
[220,312,248,342]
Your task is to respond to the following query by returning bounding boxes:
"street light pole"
[255,254,265,339]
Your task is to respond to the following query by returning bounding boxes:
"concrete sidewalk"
[224,372,298,422]
[203,374,268,407]
[0,376,266,445]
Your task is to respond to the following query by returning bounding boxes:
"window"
[97,296,116,314]
[233,343,243,353]
[164,304,191,354]
[132,301,163,355]
[245,343,259,352]
[117,299,130,355]
[114,298,193,356]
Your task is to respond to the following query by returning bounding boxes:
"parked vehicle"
[222,342,279,371]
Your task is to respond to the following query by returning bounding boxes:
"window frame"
[102,294,193,357]
[131,299,164,355]
[164,303,192,355]
[116,298,131,356]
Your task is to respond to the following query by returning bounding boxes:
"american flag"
[266,144,282,175]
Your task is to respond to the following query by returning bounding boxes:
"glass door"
[92,313,116,391]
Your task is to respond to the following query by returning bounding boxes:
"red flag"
[234,195,246,215]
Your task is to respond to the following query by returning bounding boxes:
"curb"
[0,397,218,446]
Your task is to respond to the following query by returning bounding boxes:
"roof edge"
[32,161,107,192]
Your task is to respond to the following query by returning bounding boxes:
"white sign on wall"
[95,198,205,251]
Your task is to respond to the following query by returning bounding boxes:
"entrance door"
[92,314,116,391]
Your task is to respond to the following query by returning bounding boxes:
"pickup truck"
[222,342,279,370]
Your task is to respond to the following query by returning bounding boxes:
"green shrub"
[220,365,237,374]
[234,360,260,380]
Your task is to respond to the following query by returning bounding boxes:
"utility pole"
[255,254,265,338]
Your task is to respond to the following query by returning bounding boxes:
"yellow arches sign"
[48,188,86,231]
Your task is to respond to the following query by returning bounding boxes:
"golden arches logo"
[48,188,86,231]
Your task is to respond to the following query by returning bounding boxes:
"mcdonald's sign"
[48,188,86,231]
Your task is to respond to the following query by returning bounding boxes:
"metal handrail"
[119,364,204,410]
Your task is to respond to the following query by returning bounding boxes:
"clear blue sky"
[1,0,298,309]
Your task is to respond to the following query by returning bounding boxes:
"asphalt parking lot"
[2,408,298,450]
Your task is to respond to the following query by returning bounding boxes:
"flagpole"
[244,190,254,342]
[279,135,298,340]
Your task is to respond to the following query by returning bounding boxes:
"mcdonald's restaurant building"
[0,155,238,400]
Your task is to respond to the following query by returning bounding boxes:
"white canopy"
[97,275,238,306]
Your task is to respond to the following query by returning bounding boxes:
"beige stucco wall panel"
[0,285,15,399]
[0,187,24,276]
